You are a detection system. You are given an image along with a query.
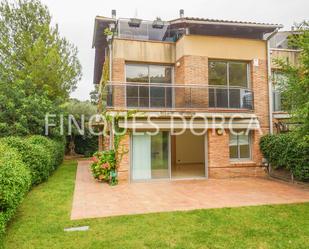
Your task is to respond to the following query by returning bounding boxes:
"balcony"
[105,83,254,111]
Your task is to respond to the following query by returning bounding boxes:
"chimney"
[179,9,184,18]
[112,9,116,19]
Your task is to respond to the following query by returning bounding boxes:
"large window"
[125,64,173,108]
[209,60,252,109]
[229,132,251,160]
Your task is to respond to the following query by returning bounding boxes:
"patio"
[71,160,309,220]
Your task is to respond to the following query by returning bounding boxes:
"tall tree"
[276,21,309,137]
[0,0,82,136]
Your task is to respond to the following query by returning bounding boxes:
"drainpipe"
[108,40,114,150]
[266,28,279,134]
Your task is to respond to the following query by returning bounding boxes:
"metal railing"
[105,82,254,110]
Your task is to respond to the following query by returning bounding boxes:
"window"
[209,60,249,87]
[229,62,248,87]
[209,61,227,85]
[209,60,252,109]
[272,71,288,112]
[125,64,173,108]
[229,132,251,160]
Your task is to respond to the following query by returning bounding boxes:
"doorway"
[171,130,206,179]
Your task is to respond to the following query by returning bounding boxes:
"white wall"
[175,130,204,164]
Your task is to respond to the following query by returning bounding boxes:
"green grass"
[2,160,309,249]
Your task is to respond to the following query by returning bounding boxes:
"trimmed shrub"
[26,135,56,172]
[0,142,31,234]
[260,133,309,181]
[0,137,50,185]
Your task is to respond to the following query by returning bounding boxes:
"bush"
[0,142,31,234]
[0,137,50,185]
[260,133,309,181]
[51,137,66,167]
[26,135,57,172]
[73,135,98,157]
[90,150,117,185]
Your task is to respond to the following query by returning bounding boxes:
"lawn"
[2,160,309,249]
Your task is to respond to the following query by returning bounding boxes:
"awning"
[118,118,260,130]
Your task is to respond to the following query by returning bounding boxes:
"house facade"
[92,11,283,183]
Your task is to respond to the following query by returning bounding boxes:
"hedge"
[0,142,32,234]
[0,135,65,235]
[27,135,65,173]
[0,137,50,185]
[260,133,309,181]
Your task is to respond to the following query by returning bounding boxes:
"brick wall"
[251,60,269,129]
[112,58,126,108]
[117,133,130,183]
[174,55,208,108]
[251,59,270,163]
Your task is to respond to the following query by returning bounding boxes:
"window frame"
[125,63,174,108]
[208,60,252,109]
[229,131,252,161]
[208,60,251,89]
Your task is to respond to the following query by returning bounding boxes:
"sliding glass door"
[132,132,170,181]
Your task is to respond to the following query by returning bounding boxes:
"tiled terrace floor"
[71,160,309,220]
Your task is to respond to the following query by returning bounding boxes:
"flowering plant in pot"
[90,150,117,185]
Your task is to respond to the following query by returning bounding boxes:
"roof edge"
[170,17,283,29]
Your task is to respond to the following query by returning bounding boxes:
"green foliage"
[0,137,49,185]
[63,99,97,156]
[74,135,98,157]
[0,136,65,185]
[27,135,56,172]
[90,150,117,184]
[52,137,66,166]
[275,21,309,137]
[0,0,82,136]
[260,133,309,181]
[0,142,32,234]
[0,135,65,235]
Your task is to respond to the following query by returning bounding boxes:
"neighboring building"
[269,31,301,133]
[92,10,283,183]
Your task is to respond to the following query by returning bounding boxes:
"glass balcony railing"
[115,18,184,42]
[104,82,254,111]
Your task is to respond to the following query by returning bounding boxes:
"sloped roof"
[170,17,283,29]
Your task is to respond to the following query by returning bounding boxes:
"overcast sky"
[40,0,309,101]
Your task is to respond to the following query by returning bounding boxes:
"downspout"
[108,34,114,150]
[266,28,279,134]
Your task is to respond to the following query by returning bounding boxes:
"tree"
[0,0,82,136]
[276,21,309,137]
[63,99,97,155]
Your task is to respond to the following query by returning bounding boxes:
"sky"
[40,0,309,101]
